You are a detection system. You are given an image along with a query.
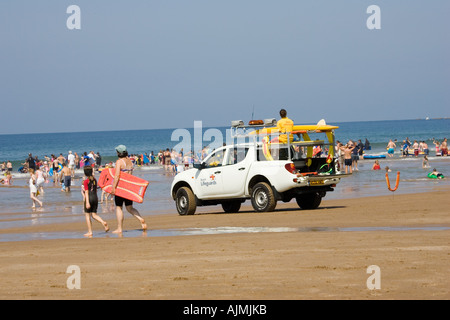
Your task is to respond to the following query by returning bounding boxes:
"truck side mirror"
[193,162,206,169]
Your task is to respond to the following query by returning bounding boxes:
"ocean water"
[1,118,449,165]
[0,119,449,236]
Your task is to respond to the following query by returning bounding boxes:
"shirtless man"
[339,143,355,174]
[430,168,444,179]
[422,141,429,155]
[387,139,396,158]
[6,161,13,172]
[441,138,448,156]
[60,163,72,192]
[412,140,419,157]
[57,153,66,165]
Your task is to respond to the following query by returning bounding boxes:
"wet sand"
[0,187,449,300]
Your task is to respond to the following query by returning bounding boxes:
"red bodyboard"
[98,168,149,203]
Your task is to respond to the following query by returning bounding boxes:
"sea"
[0,118,449,241]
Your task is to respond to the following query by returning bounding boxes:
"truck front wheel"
[251,182,277,212]
[175,187,197,215]
[296,192,322,210]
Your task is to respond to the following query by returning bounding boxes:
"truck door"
[221,147,250,197]
[194,148,225,198]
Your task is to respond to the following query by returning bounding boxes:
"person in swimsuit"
[82,166,109,237]
[422,155,429,168]
[372,160,381,170]
[433,140,440,156]
[430,168,444,179]
[163,148,171,171]
[339,143,355,174]
[387,139,396,158]
[60,163,72,192]
[7,161,13,172]
[440,138,448,156]
[422,141,429,155]
[412,140,419,157]
[51,155,60,184]
[0,171,13,185]
[111,145,147,234]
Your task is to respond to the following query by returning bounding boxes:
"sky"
[0,0,449,134]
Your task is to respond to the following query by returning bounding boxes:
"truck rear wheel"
[251,182,277,212]
[296,192,322,210]
[175,187,196,215]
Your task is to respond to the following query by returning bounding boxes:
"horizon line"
[0,117,448,136]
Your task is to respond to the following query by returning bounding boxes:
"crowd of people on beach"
[384,137,448,158]
[0,147,150,236]
[334,136,448,175]
[1,146,200,226]
[335,139,369,174]
[5,151,106,210]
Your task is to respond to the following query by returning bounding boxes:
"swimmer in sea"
[372,160,381,170]
[429,168,444,179]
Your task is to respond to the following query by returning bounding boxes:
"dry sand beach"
[0,187,449,300]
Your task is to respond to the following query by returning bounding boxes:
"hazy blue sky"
[0,1,449,134]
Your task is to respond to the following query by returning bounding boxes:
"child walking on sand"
[82,166,109,237]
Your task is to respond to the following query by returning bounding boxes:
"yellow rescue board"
[249,125,339,135]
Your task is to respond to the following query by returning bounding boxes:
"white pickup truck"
[170,120,349,215]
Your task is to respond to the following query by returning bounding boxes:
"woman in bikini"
[111,145,147,234]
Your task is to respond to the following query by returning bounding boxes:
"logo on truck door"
[200,175,217,187]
